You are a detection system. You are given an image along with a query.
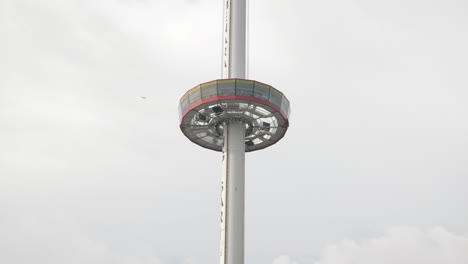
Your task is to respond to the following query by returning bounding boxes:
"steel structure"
[178,1,290,263]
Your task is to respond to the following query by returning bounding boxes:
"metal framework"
[179,79,290,152]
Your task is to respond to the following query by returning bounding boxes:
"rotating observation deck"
[179,79,290,152]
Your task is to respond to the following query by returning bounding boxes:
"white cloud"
[2,0,468,263]
[272,255,299,264]
[314,226,468,264]
[0,213,163,264]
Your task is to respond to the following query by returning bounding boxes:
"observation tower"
[178,1,290,264]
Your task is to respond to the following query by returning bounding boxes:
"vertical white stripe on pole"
[221,0,231,79]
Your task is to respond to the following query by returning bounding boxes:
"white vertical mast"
[221,121,245,264]
[222,0,247,79]
[179,1,289,264]
[220,1,247,264]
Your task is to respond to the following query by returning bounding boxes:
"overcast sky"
[1,0,468,263]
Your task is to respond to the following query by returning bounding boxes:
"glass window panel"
[180,93,190,113]
[269,89,283,108]
[188,86,201,105]
[201,81,217,100]
[281,97,290,117]
[218,80,235,96]
[253,82,270,101]
[235,80,254,97]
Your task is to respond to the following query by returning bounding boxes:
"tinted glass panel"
[280,97,290,117]
[269,89,283,108]
[201,82,217,100]
[188,86,201,105]
[218,80,235,96]
[253,82,270,101]
[235,80,254,97]
[180,93,190,113]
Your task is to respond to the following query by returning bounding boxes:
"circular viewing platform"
[179,79,290,152]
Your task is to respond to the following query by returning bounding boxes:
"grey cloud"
[1,0,468,264]
[272,227,468,264]
[313,226,468,264]
[272,255,299,264]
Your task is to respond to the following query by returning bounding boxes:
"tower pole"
[222,0,246,79]
[180,0,289,262]
[221,121,245,264]
[220,1,247,264]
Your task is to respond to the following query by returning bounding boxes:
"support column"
[220,121,245,264]
[220,0,247,263]
[222,0,247,79]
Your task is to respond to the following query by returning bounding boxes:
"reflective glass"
[235,80,254,97]
[201,81,217,100]
[280,97,290,117]
[180,93,190,113]
[188,86,201,105]
[218,80,235,96]
[253,82,270,101]
[269,89,283,108]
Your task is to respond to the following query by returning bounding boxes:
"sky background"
[1,0,468,263]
